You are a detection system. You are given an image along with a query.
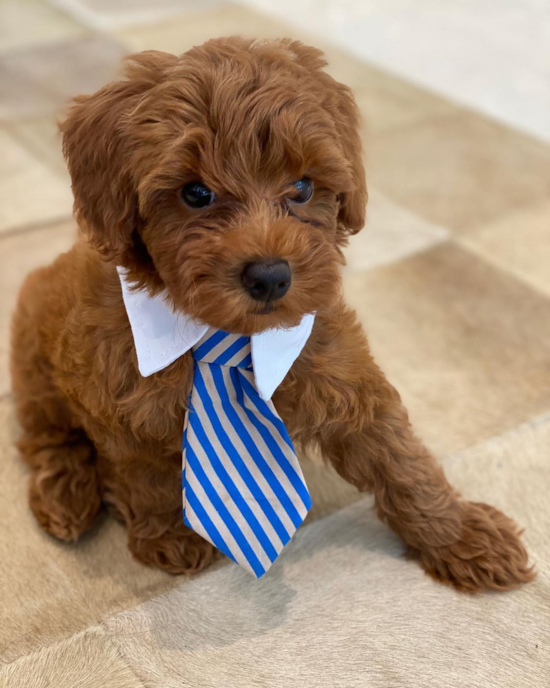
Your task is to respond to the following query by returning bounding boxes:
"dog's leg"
[321,395,534,592]
[100,451,216,575]
[283,309,534,592]
[11,361,101,542]
[10,272,103,542]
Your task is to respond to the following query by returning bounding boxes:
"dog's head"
[61,38,367,334]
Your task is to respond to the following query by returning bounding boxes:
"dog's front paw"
[28,450,101,541]
[417,501,535,593]
[129,526,216,575]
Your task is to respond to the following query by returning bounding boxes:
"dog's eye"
[181,182,215,209]
[287,177,314,204]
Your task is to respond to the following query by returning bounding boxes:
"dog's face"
[62,38,367,334]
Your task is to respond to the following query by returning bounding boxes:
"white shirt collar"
[117,268,314,401]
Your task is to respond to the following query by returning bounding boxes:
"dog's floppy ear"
[329,80,368,235]
[60,51,174,262]
[281,40,368,235]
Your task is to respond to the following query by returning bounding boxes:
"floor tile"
[0,130,73,236]
[0,0,85,53]
[459,202,550,300]
[1,628,141,688]
[0,59,59,119]
[353,70,454,137]
[368,113,550,233]
[5,116,67,175]
[53,0,222,30]
[343,242,550,457]
[0,35,127,120]
[343,188,449,272]
[0,220,76,396]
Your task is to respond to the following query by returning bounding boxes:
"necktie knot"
[193,329,252,369]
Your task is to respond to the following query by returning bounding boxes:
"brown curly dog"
[10,37,534,591]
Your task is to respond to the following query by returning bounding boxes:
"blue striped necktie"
[182,328,312,578]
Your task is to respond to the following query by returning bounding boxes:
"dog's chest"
[132,355,194,431]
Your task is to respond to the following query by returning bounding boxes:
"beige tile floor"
[0,1,549,686]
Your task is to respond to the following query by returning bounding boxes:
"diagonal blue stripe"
[212,336,250,365]
[193,330,230,360]
[182,424,189,451]
[240,374,295,451]
[235,371,311,512]
[236,352,252,369]
[187,408,279,562]
[193,363,292,546]
[185,441,266,577]
[183,477,237,564]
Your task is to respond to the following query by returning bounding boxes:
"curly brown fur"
[10,37,534,591]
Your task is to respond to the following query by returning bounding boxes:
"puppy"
[11,37,534,590]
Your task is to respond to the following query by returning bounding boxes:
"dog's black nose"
[241,260,292,302]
